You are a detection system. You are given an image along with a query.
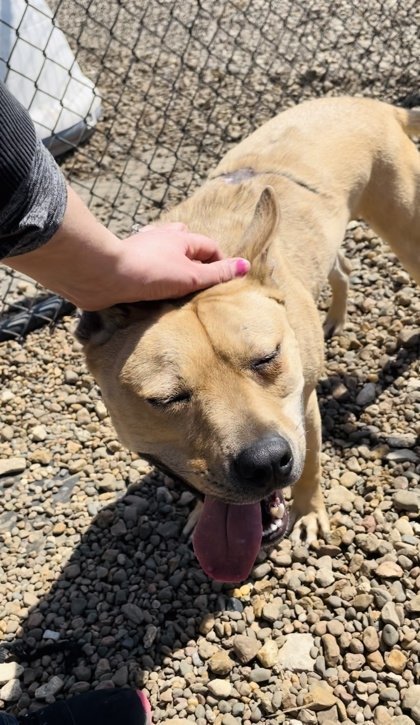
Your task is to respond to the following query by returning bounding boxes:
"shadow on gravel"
[319,336,420,451]
[1,474,238,710]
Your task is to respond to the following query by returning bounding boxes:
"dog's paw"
[289,506,330,546]
[323,316,345,340]
[182,500,203,538]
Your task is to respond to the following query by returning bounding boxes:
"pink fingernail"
[235,258,250,276]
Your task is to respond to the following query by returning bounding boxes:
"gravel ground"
[1,1,419,723]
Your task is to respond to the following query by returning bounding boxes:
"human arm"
[0,81,249,308]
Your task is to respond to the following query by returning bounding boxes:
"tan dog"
[77,97,420,583]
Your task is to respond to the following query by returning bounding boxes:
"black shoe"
[19,688,152,725]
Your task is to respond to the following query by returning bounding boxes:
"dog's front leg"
[289,389,330,545]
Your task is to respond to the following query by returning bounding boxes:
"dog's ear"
[75,306,131,346]
[240,186,280,284]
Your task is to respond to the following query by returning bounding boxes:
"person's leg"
[7,689,151,725]
[0,714,19,725]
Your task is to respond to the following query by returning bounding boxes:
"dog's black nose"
[233,435,293,488]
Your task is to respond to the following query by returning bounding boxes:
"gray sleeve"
[0,137,68,259]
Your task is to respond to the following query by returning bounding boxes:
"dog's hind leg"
[356,105,420,285]
[323,252,352,339]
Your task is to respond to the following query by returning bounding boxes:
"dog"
[76,96,420,583]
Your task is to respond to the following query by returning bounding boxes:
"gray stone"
[382,624,399,647]
[35,676,64,699]
[393,490,420,513]
[249,667,271,683]
[386,449,418,463]
[121,603,144,625]
[356,383,376,406]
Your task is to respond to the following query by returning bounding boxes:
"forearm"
[6,186,123,308]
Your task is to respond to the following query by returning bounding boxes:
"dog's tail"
[394,106,420,137]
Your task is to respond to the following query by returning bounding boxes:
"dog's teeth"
[270,502,285,519]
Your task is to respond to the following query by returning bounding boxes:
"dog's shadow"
[319,333,419,451]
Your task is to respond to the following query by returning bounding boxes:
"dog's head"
[77,188,319,582]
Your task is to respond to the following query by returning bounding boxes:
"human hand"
[5,187,250,310]
[114,222,250,302]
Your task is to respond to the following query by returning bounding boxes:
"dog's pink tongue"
[193,496,262,582]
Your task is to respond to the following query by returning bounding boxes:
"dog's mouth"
[261,488,290,544]
[138,453,290,583]
[193,488,290,583]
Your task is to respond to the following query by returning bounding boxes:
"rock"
[199,613,215,635]
[386,449,418,463]
[392,717,416,725]
[0,678,22,702]
[256,639,278,668]
[208,650,234,675]
[406,594,420,614]
[252,561,271,578]
[121,603,144,625]
[321,634,340,666]
[315,567,336,587]
[363,626,380,653]
[375,561,404,579]
[31,424,47,441]
[343,653,365,671]
[304,683,337,711]
[207,679,232,698]
[143,624,159,648]
[249,667,271,683]
[356,383,376,406]
[402,687,420,722]
[327,486,355,510]
[232,635,261,664]
[380,687,400,703]
[381,602,401,627]
[35,676,64,699]
[198,639,217,659]
[262,598,284,622]
[367,651,385,672]
[326,620,344,637]
[0,662,24,684]
[373,705,393,725]
[382,624,399,647]
[372,587,392,608]
[112,665,129,687]
[0,457,26,476]
[340,470,359,488]
[352,593,373,610]
[384,650,407,674]
[393,490,420,513]
[277,634,315,671]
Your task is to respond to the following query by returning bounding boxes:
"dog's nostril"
[233,435,293,487]
[278,452,292,470]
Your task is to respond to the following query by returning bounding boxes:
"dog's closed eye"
[251,344,281,371]
[146,391,192,408]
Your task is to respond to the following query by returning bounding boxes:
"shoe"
[19,688,152,725]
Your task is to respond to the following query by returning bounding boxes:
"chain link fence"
[0,0,419,340]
